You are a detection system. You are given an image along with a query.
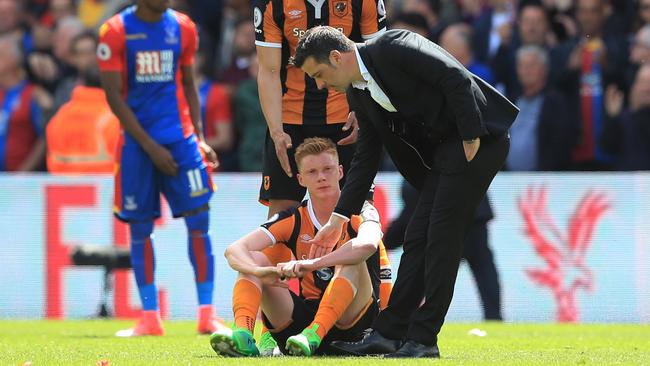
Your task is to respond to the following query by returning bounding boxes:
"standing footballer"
[97,0,223,337]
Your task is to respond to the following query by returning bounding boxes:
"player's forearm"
[313,221,381,268]
[104,92,158,153]
[312,239,378,269]
[224,244,264,276]
[257,68,284,136]
[183,79,205,141]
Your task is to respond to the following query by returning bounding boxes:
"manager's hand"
[337,112,359,145]
[463,137,481,162]
[305,215,346,259]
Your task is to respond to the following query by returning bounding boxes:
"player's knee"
[334,263,362,284]
[129,221,154,241]
[185,210,209,234]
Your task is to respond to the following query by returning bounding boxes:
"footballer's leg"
[163,135,223,334]
[115,143,164,337]
[210,252,293,357]
[286,262,373,356]
[258,244,294,356]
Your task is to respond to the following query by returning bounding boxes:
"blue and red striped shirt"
[0,80,43,171]
[97,6,198,146]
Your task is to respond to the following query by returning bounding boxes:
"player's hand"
[198,140,220,169]
[146,142,178,176]
[271,131,293,177]
[277,259,317,278]
[305,216,345,259]
[337,112,359,145]
[463,137,481,162]
[254,266,288,288]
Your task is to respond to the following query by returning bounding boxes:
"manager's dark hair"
[290,26,355,68]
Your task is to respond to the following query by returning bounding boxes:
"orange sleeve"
[97,16,125,72]
[254,0,282,47]
[177,12,198,66]
[360,0,387,39]
[262,243,294,265]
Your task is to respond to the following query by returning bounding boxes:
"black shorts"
[259,123,355,205]
[262,290,379,355]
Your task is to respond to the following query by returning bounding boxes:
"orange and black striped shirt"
[260,199,392,301]
[254,0,387,125]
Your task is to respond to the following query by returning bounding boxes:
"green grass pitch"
[1,320,648,365]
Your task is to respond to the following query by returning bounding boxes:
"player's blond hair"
[294,137,339,170]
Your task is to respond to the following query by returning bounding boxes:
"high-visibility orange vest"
[47,86,120,174]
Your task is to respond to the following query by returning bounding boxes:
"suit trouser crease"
[373,136,509,345]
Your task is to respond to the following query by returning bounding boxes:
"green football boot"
[258,330,282,356]
[285,325,322,357]
[209,326,260,357]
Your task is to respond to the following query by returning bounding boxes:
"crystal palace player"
[97,0,223,336]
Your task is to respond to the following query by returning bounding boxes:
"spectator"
[507,45,577,171]
[77,0,132,28]
[492,3,554,98]
[28,16,85,93]
[215,0,251,78]
[551,0,628,170]
[49,0,77,25]
[631,25,650,66]
[601,65,650,170]
[472,0,516,63]
[390,12,431,38]
[638,0,650,30]
[233,54,266,172]
[0,0,34,54]
[194,48,236,171]
[440,23,496,85]
[46,64,120,174]
[219,17,255,89]
[0,35,47,172]
[399,0,446,40]
[627,25,650,87]
[184,0,224,77]
[52,16,85,79]
[51,30,98,116]
[542,0,579,43]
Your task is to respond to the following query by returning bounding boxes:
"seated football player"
[209,137,390,356]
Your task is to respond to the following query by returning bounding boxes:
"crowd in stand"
[0,0,648,174]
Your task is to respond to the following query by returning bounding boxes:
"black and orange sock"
[309,277,356,339]
[232,278,262,333]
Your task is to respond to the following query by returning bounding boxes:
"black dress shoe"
[384,340,440,358]
[329,329,401,356]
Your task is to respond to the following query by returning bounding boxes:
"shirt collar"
[352,45,371,90]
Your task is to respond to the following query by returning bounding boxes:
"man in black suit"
[290,26,517,358]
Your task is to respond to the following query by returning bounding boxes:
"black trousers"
[373,134,509,346]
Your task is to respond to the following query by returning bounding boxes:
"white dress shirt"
[352,46,397,112]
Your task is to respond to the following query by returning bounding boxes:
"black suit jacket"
[334,30,519,218]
